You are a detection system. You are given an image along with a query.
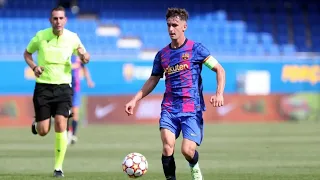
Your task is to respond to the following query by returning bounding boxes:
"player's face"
[167,16,187,40]
[50,10,67,32]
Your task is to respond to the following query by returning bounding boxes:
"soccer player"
[23,6,90,177]
[67,55,95,145]
[124,8,225,180]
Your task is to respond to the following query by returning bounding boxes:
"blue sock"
[161,154,176,180]
[72,120,78,136]
[187,150,199,167]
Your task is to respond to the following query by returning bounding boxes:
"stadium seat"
[1,0,318,58]
[282,44,296,55]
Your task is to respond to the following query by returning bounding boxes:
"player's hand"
[33,66,44,78]
[87,80,95,88]
[210,94,224,107]
[125,100,137,116]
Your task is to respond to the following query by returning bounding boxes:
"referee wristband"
[32,66,38,71]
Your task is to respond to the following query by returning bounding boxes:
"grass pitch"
[0,122,319,180]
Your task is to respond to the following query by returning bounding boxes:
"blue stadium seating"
[0,0,319,59]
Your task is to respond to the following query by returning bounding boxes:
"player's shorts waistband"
[161,110,203,116]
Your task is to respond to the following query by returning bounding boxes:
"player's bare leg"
[161,128,177,180]
[66,113,73,144]
[181,139,203,180]
[53,115,68,177]
[68,106,79,145]
[32,118,51,136]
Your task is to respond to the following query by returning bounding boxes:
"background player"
[24,6,90,177]
[125,8,225,180]
[68,55,95,145]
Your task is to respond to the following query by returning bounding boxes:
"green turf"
[0,123,320,179]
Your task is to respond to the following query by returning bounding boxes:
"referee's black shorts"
[33,83,73,122]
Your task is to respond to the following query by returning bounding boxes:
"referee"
[23,6,90,177]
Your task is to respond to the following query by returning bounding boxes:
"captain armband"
[203,56,218,69]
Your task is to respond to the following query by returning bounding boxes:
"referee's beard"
[52,27,63,36]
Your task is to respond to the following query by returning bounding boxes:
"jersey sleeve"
[151,51,164,78]
[73,34,87,56]
[194,43,219,69]
[26,33,40,53]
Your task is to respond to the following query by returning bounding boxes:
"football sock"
[187,150,199,167]
[162,154,176,180]
[72,120,78,136]
[54,131,67,170]
[67,118,70,132]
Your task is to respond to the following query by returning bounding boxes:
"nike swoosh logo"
[95,104,116,119]
[217,104,235,116]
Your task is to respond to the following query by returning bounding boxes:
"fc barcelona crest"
[182,53,190,60]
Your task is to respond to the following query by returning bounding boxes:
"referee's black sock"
[72,120,78,136]
[162,154,176,180]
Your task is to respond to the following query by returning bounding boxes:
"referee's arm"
[74,35,90,64]
[24,35,39,71]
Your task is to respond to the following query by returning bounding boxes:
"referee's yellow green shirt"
[26,28,86,85]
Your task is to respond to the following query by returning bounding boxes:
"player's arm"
[24,35,39,71]
[195,43,225,100]
[82,65,95,87]
[82,66,91,81]
[73,35,90,63]
[131,75,161,102]
[131,52,163,102]
[125,52,163,115]
[125,75,161,116]
[203,56,226,96]
[72,62,81,69]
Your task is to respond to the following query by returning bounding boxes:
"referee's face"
[167,16,187,40]
[50,10,67,33]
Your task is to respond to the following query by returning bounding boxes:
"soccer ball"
[122,152,148,178]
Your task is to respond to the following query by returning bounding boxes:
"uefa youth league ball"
[122,152,148,178]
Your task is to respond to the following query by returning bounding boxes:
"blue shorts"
[159,111,204,146]
[72,90,81,107]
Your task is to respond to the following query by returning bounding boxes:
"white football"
[122,152,148,178]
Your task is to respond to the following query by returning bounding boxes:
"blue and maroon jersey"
[151,39,211,114]
[71,56,84,92]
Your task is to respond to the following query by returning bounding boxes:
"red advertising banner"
[86,95,163,124]
[86,94,288,124]
[2,93,316,127]
[203,94,285,123]
[0,96,34,127]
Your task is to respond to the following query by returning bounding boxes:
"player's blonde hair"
[166,8,189,21]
